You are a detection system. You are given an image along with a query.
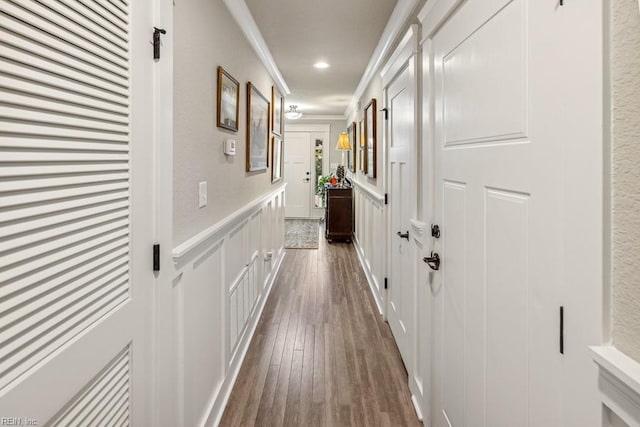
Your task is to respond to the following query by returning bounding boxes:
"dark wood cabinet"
[325,187,353,242]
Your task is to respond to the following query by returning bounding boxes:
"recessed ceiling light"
[313,62,330,69]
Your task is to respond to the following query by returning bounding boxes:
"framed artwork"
[216,66,239,132]
[271,136,283,183]
[246,82,270,172]
[271,86,283,136]
[358,119,365,172]
[347,121,356,173]
[364,98,377,178]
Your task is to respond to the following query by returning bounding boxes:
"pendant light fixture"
[285,105,303,120]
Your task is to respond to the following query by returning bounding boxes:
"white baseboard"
[205,251,286,427]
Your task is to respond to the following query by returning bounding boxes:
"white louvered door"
[0,0,153,425]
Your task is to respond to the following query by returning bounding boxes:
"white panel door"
[387,59,417,369]
[284,132,311,218]
[430,0,601,426]
[0,0,153,424]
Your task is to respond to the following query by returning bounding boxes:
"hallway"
[220,231,421,426]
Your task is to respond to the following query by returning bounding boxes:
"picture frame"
[246,82,270,172]
[271,86,283,136]
[358,119,365,172]
[347,121,356,173]
[216,66,239,132]
[271,135,283,183]
[364,99,377,178]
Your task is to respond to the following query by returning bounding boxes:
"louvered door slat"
[0,192,127,223]
[0,26,128,88]
[0,136,128,152]
[1,240,129,303]
[0,164,129,179]
[3,0,129,59]
[0,281,129,389]
[0,217,128,267]
[0,62,128,108]
[1,182,128,208]
[82,0,129,27]
[0,75,129,116]
[0,15,129,81]
[1,43,128,97]
[0,248,129,318]
[0,200,129,238]
[49,348,131,426]
[0,208,128,253]
[0,265,129,344]
[2,91,128,125]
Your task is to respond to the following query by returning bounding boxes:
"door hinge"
[381,108,389,120]
[384,193,388,205]
[153,27,166,60]
[559,306,564,354]
[384,277,388,289]
[153,244,160,272]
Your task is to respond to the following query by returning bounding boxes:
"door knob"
[397,231,409,240]
[423,251,440,271]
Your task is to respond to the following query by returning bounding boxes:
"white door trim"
[285,124,331,132]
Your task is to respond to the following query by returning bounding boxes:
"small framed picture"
[272,86,283,136]
[272,136,283,183]
[246,82,270,172]
[358,119,365,172]
[348,121,356,173]
[364,98,377,178]
[217,66,239,132]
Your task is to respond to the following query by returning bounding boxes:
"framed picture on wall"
[358,119,365,172]
[271,86,283,136]
[347,121,356,173]
[364,99,377,178]
[246,82,270,172]
[216,66,239,132]
[271,136,283,183]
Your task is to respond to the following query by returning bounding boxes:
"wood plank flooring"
[220,231,422,427]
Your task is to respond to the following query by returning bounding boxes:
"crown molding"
[345,0,420,116]
[223,0,291,96]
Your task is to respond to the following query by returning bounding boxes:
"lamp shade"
[336,132,351,150]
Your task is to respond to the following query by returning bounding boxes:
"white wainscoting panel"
[171,186,286,426]
[352,182,386,314]
[592,346,640,426]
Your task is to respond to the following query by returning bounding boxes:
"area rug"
[284,218,320,249]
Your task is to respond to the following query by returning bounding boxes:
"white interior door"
[429,0,602,426]
[0,1,153,424]
[284,132,311,218]
[387,58,417,369]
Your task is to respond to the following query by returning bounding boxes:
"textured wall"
[611,0,640,362]
[347,74,385,195]
[174,0,277,245]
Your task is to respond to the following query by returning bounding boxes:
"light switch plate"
[198,181,207,208]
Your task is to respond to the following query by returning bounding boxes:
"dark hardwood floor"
[219,230,422,427]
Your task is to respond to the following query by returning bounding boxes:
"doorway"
[284,124,330,218]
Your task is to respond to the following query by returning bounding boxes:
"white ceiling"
[244,0,398,117]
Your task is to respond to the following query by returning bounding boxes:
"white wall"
[610,0,640,363]
[174,0,281,246]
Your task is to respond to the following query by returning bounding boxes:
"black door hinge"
[153,27,166,60]
[384,193,388,205]
[381,108,389,120]
[384,277,388,289]
[153,244,160,272]
[559,306,564,354]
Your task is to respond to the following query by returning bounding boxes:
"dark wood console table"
[325,186,353,242]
